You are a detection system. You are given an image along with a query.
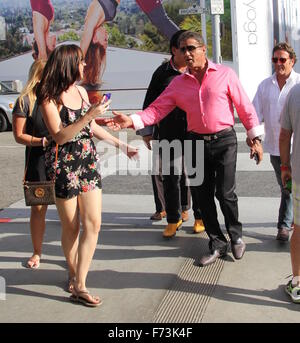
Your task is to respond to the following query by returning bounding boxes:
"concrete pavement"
[0,194,298,323]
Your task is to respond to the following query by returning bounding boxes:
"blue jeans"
[270,155,293,229]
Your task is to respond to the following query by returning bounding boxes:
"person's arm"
[246,84,264,149]
[105,82,178,131]
[80,0,105,57]
[41,98,110,145]
[228,68,264,138]
[12,98,50,147]
[13,116,48,147]
[279,92,293,186]
[90,120,138,159]
[279,128,292,187]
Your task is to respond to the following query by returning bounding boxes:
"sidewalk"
[0,192,298,323]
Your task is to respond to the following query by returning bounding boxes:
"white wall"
[230,0,274,101]
[277,0,300,73]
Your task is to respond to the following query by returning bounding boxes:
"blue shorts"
[98,0,118,21]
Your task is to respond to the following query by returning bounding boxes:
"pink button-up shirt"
[132,60,263,139]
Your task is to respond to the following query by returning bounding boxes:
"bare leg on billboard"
[30,0,56,60]
[80,0,119,103]
[135,0,179,40]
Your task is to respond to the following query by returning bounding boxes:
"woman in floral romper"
[37,44,138,307]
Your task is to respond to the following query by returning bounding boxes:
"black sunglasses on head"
[180,45,203,53]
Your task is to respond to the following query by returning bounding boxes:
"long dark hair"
[36,44,83,105]
[82,42,106,86]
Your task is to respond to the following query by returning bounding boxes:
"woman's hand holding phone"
[100,93,111,104]
[87,93,112,120]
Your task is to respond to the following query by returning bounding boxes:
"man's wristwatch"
[253,136,262,143]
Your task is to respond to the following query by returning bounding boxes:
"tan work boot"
[181,210,189,222]
[193,219,205,233]
[163,220,183,238]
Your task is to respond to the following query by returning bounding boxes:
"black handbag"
[23,144,58,206]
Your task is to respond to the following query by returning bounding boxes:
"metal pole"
[200,0,207,44]
[273,0,280,45]
[212,14,222,63]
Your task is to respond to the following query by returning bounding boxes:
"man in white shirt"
[253,42,300,241]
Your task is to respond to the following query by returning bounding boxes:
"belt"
[189,126,233,141]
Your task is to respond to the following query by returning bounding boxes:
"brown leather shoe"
[163,220,182,238]
[199,249,227,267]
[276,228,289,241]
[193,219,205,233]
[231,238,246,260]
[181,210,189,222]
[150,211,166,221]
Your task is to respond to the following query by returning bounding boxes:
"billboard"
[25,1,189,103]
[230,0,274,100]
[22,0,233,103]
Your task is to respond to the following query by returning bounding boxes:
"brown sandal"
[70,287,102,307]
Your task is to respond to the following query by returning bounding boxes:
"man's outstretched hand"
[105,111,134,131]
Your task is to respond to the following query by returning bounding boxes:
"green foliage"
[107,25,127,47]
[139,22,169,53]
[180,15,213,58]
[164,0,187,26]
[0,28,29,60]
[57,30,80,42]
[221,0,233,60]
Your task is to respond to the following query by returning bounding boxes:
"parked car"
[0,81,19,132]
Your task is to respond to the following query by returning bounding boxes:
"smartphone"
[101,93,111,104]
[88,93,111,113]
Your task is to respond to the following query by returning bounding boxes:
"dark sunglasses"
[272,57,289,64]
[180,45,203,53]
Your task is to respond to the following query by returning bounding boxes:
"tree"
[107,25,127,47]
[58,31,80,42]
[180,15,213,58]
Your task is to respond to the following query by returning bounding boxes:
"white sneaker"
[285,280,300,303]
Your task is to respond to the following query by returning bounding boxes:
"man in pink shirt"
[106,31,264,267]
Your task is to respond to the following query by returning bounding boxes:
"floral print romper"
[45,91,102,199]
